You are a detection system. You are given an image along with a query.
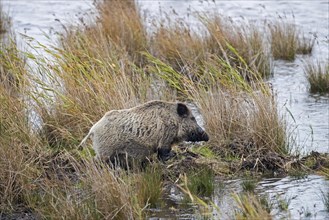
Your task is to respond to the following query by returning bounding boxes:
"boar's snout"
[187,126,209,142]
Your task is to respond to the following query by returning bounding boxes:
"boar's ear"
[177,103,189,118]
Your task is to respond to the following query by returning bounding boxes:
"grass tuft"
[304,60,329,93]
[187,167,215,197]
[135,163,164,209]
[269,20,298,61]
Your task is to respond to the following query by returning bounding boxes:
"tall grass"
[151,20,206,75]
[202,15,272,78]
[32,32,175,148]
[304,60,329,93]
[95,0,148,65]
[0,4,41,212]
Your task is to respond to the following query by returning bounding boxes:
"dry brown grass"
[269,20,297,61]
[95,0,148,65]
[24,154,142,219]
[0,87,40,212]
[191,85,287,157]
[269,18,314,61]
[151,20,207,74]
[297,34,315,55]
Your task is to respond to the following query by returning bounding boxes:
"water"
[2,0,329,219]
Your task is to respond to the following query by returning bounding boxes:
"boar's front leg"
[157,148,176,161]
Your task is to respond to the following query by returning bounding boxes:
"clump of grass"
[0,85,41,212]
[276,195,291,212]
[269,18,314,61]
[233,193,272,220]
[186,167,215,198]
[191,145,215,159]
[269,20,298,61]
[297,34,315,55]
[304,60,329,93]
[202,14,272,78]
[0,0,10,35]
[190,73,287,157]
[242,178,257,193]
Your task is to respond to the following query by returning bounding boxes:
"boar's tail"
[78,131,93,150]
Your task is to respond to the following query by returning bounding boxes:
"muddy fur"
[79,100,209,164]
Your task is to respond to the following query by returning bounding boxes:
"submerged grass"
[233,193,272,220]
[304,60,329,93]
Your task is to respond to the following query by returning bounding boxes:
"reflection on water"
[2,0,329,219]
[257,175,329,219]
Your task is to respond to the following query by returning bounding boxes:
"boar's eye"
[191,116,196,121]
